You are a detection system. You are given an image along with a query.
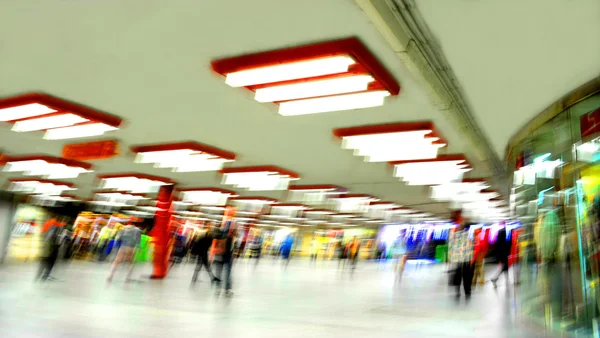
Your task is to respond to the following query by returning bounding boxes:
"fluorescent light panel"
[4,160,91,179]
[44,123,117,140]
[342,130,444,162]
[225,56,355,87]
[223,172,293,191]
[393,161,470,186]
[255,75,373,102]
[100,177,170,194]
[136,150,232,172]
[0,103,56,121]
[180,190,234,205]
[278,90,389,116]
[10,181,74,195]
[12,114,89,132]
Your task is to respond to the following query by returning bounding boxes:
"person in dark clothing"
[191,228,219,283]
[213,226,235,296]
[491,227,512,288]
[37,225,61,281]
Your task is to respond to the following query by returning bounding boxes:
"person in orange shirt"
[349,236,361,269]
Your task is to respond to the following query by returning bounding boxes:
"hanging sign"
[62,140,119,161]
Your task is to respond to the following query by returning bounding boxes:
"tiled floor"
[0,258,554,338]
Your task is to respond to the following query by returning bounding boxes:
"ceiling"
[0,0,500,218]
[416,0,600,157]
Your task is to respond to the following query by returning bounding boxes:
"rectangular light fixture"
[97,173,175,194]
[329,194,379,213]
[131,142,236,173]
[389,155,472,186]
[0,103,56,121]
[333,121,447,162]
[0,93,122,139]
[211,37,399,116]
[12,114,89,132]
[44,123,118,140]
[220,166,299,191]
[278,90,389,116]
[430,178,489,202]
[2,155,93,179]
[178,187,238,206]
[255,75,374,102]
[225,56,356,87]
[287,184,347,205]
[9,178,76,195]
[229,196,278,205]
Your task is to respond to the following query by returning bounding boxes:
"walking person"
[392,233,408,280]
[280,234,294,266]
[37,220,63,281]
[490,227,512,288]
[310,234,318,264]
[448,221,475,299]
[212,226,236,296]
[107,223,141,282]
[191,226,219,284]
[349,236,361,269]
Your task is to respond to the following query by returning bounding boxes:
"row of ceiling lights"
[0,37,506,221]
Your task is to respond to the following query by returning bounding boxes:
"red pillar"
[150,184,174,279]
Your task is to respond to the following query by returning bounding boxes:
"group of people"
[448,211,513,299]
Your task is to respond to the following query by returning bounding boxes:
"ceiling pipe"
[356,0,507,194]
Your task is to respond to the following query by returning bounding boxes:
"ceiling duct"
[356,0,506,188]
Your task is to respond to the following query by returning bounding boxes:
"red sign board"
[62,140,118,161]
[580,107,600,138]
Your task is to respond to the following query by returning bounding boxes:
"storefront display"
[507,83,600,336]
[7,204,49,261]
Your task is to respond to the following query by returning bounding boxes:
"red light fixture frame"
[220,165,300,179]
[96,173,177,185]
[211,37,399,101]
[333,121,447,145]
[228,196,279,204]
[0,93,122,130]
[130,141,236,161]
[388,154,471,168]
[288,184,347,193]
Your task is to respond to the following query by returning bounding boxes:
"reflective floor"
[0,259,554,337]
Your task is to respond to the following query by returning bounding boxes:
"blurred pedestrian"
[448,222,475,299]
[349,236,361,269]
[310,234,318,264]
[107,223,141,282]
[191,225,219,284]
[37,218,63,281]
[490,227,512,288]
[213,226,235,296]
[472,228,489,286]
[280,234,294,265]
[392,233,408,279]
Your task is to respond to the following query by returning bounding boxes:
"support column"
[150,184,174,279]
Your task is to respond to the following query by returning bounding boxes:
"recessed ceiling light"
[333,121,447,162]
[389,155,472,186]
[2,155,93,179]
[131,142,236,173]
[177,187,238,205]
[97,173,175,194]
[9,178,76,195]
[220,166,299,191]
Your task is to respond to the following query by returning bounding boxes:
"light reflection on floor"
[0,259,554,337]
